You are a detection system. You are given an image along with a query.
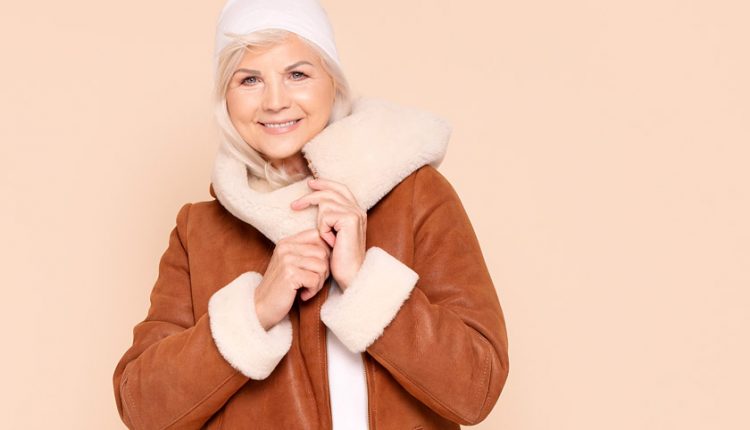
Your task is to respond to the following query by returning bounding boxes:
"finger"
[307,178,360,207]
[321,230,336,248]
[290,189,352,211]
[297,269,326,301]
[314,199,352,217]
[292,255,329,278]
[317,208,353,248]
[284,227,330,248]
[288,242,331,260]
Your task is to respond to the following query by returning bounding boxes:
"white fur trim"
[207,272,293,379]
[301,96,451,211]
[211,147,318,244]
[210,96,452,244]
[320,246,419,353]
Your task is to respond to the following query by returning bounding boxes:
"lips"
[258,117,303,135]
[259,118,302,126]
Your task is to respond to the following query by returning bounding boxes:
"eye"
[291,71,308,80]
[241,76,259,86]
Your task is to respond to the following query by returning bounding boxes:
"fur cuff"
[207,272,292,379]
[321,246,419,353]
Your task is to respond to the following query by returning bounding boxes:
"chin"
[257,142,305,160]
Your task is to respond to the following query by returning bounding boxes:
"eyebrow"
[233,61,314,76]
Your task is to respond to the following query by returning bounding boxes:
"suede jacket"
[112,96,510,429]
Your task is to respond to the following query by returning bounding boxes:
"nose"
[261,76,291,112]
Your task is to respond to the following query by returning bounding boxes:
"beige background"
[1,0,748,428]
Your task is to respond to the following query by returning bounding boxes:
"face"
[225,33,336,173]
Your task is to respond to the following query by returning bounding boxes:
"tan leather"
[113,164,509,429]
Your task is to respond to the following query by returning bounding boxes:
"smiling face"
[225,33,336,174]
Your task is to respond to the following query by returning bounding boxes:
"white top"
[326,278,369,429]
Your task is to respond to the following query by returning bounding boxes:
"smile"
[259,118,302,135]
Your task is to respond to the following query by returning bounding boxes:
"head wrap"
[213,0,342,73]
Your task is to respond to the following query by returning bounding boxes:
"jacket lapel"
[209,96,452,244]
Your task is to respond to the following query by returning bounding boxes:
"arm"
[320,165,509,425]
[112,203,292,429]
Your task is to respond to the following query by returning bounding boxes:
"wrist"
[337,259,364,292]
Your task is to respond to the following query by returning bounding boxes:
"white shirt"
[326,278,369,429]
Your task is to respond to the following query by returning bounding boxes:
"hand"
[254,228,331,330]
[290,178,367,291]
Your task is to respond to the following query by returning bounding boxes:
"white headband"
[214,0,342,73]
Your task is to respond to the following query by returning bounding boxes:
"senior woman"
[112,0,509,429]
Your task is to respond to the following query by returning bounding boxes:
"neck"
[268,152,312,177]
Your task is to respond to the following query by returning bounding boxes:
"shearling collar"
[208,96,452,244]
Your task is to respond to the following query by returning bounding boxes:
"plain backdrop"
[1,0,748,428]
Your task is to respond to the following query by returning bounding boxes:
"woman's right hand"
[254,228,331,331]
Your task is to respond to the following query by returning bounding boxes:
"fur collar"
[209,96,452,244]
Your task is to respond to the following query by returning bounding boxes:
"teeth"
[263,119,298,128]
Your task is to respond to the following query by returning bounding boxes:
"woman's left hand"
[290,178,366,291]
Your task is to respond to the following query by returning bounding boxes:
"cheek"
[226,93,258,125]
[294,84,334,115]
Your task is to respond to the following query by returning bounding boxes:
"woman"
[112,0,509,429]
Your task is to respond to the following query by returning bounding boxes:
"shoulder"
[378,164,457,208]
[408,164,475,233]
[413,164,453,190]
[374,164,463,213]
[171,197,246,243]
[411,164,463,206]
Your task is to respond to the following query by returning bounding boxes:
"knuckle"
[281,253,294,265]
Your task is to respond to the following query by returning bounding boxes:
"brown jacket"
[112,97,510,429]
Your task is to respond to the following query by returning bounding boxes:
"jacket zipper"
[362,352,373,429]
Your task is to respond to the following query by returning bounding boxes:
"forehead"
[237,33,321,67]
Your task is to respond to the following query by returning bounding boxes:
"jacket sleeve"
[320,165,509,425]
[112,203,293,430]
